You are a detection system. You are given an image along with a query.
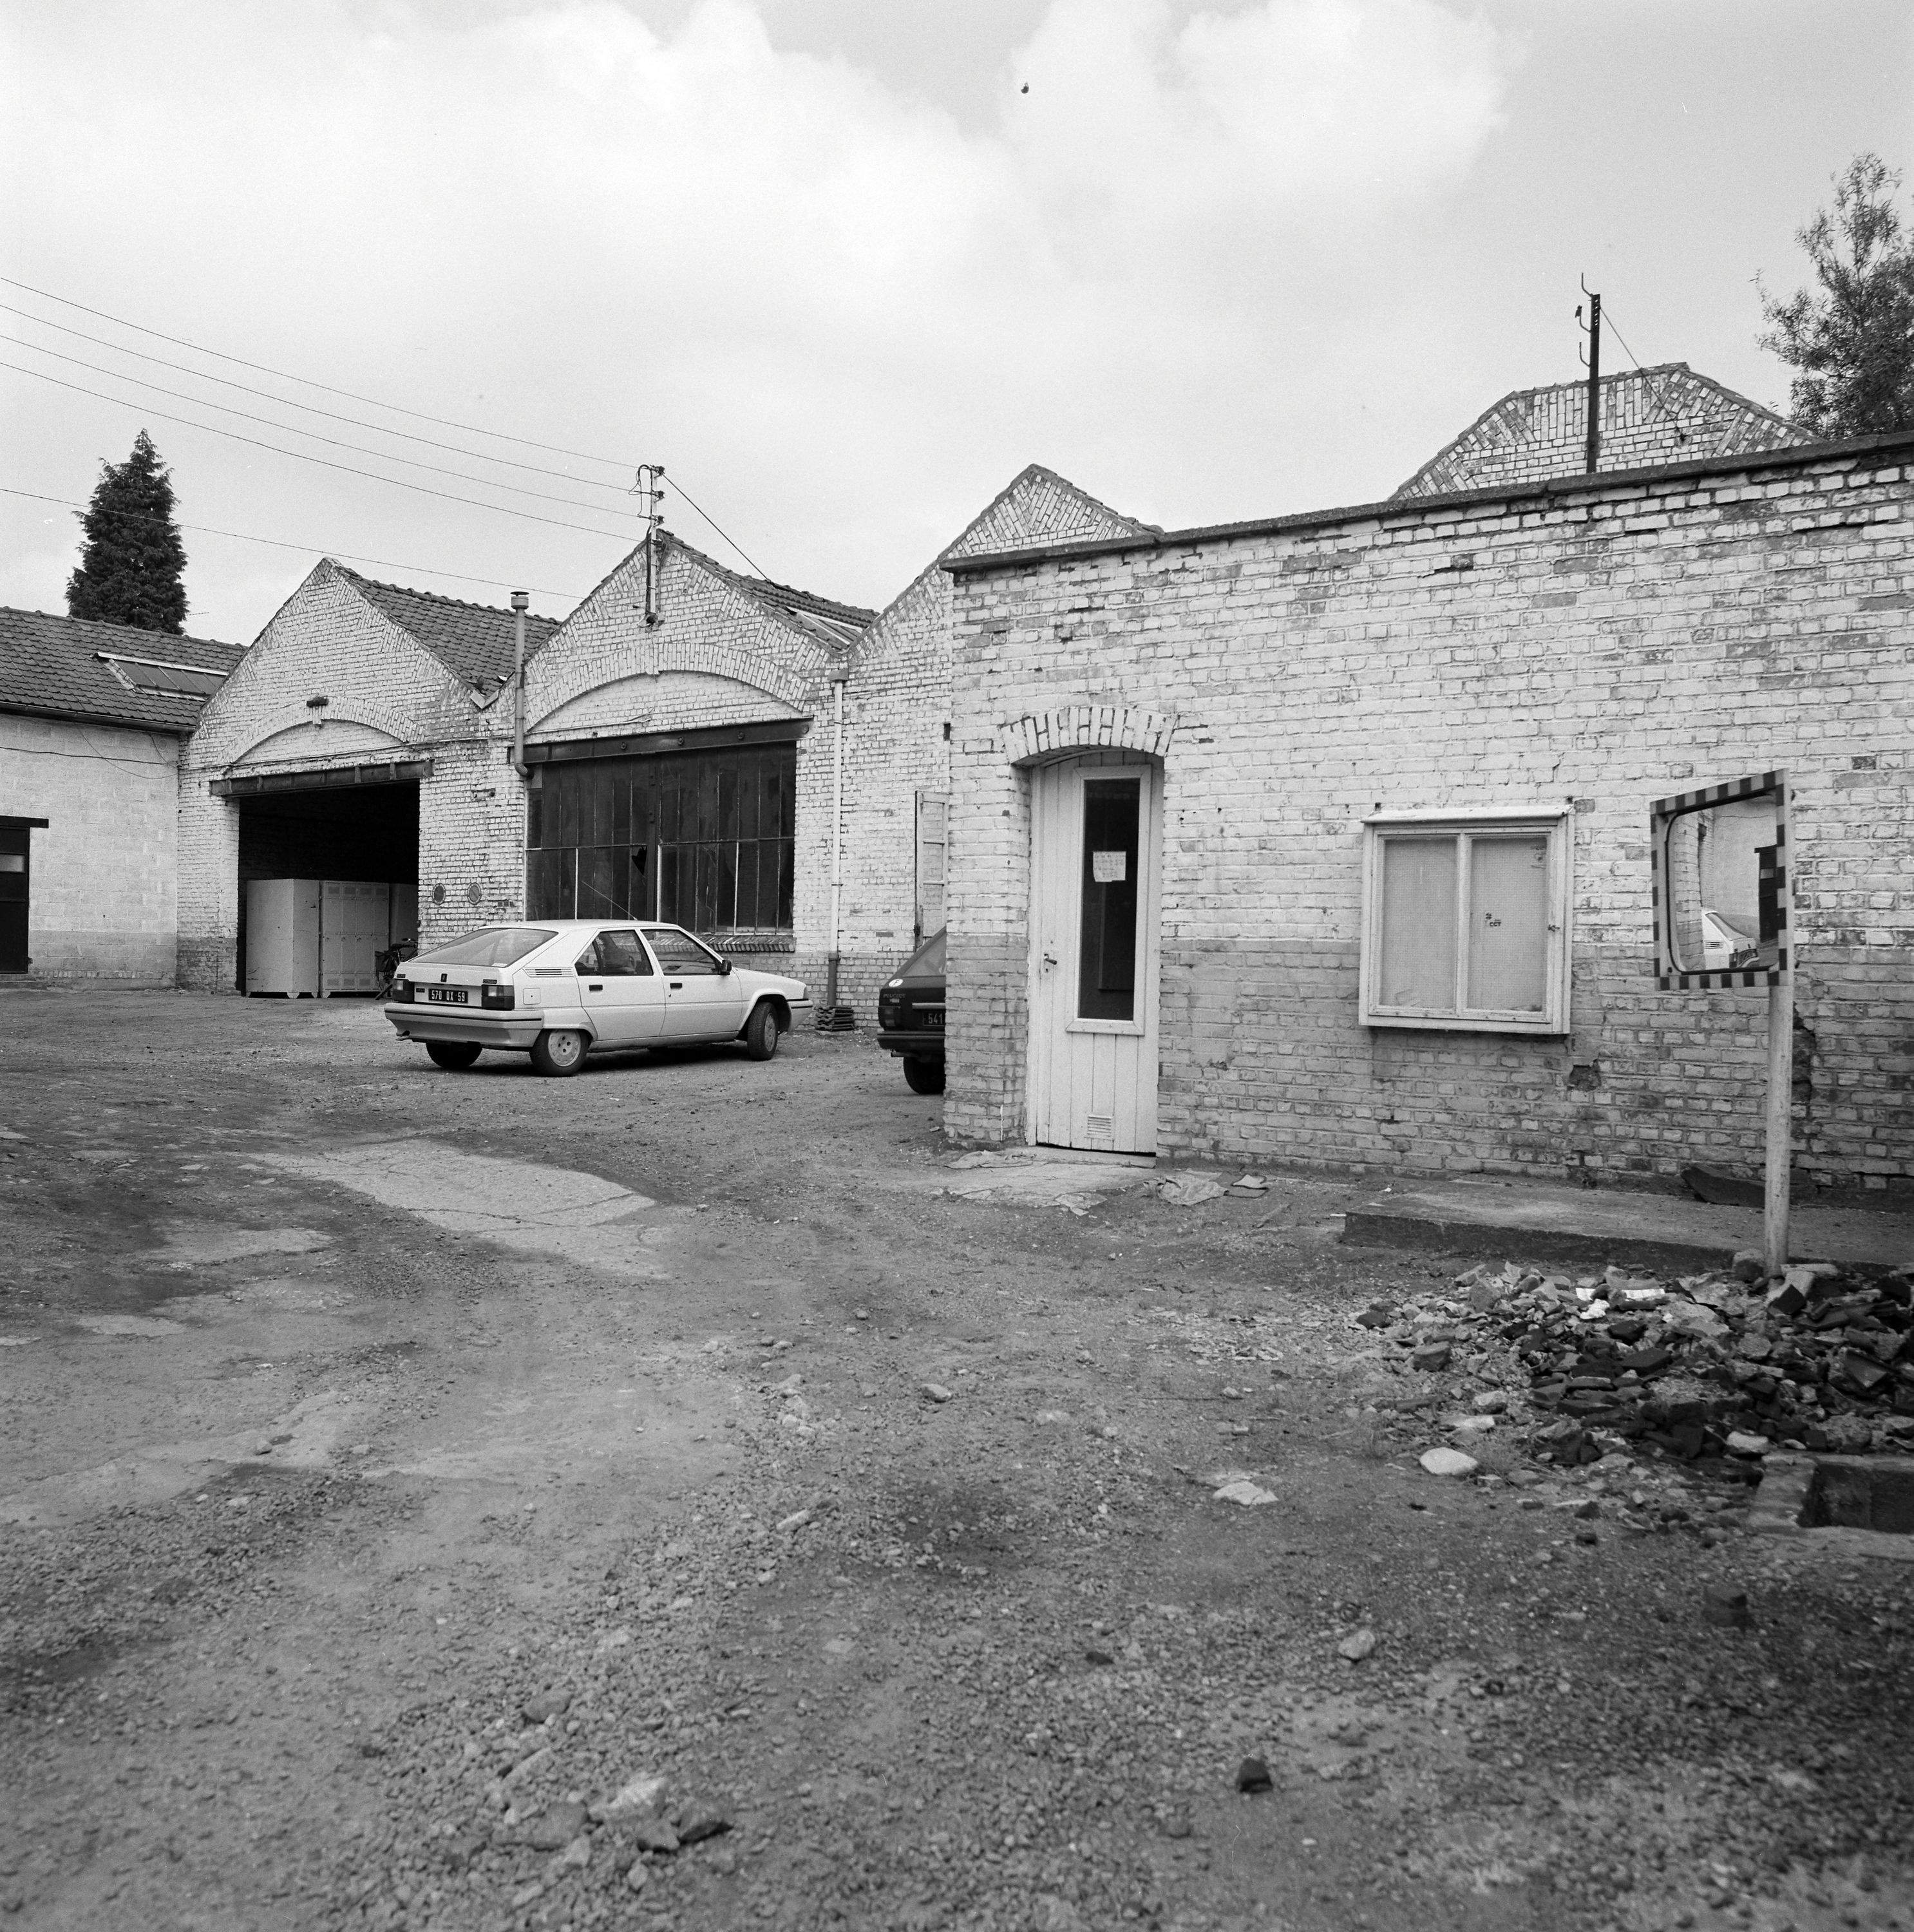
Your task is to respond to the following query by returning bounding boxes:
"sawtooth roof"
[0,606,245,734]
[333,564,561,687]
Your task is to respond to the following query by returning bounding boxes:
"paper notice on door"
[1092,850,1127,884]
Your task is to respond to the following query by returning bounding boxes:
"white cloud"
[0,0,1511,636]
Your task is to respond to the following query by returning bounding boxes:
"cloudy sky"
[2,0,1909,643]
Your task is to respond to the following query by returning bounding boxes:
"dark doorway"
[0,818,37,974]
[526,744,795,938]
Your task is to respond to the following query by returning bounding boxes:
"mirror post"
[1765,961,1792,1276]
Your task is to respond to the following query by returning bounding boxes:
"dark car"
[876,929,945,1094]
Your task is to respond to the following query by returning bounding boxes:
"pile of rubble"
[1363,1255,1914,1471]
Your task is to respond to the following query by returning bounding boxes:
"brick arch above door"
[1000,704,1178,766]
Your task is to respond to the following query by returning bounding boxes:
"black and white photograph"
[2,3,1913,1928]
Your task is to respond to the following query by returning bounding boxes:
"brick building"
[941,429,1914,1197]
[176,468,1144,1016]
[1395,364,1812,500]
[0,607,242,982]
[176,560,560,992]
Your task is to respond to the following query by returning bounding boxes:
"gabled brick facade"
[841,468,1153,994]
[945,434,1914,1197]
[178,561,536,990]
[1396,365,1813,500]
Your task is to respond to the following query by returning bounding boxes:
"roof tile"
[0,607,245,734]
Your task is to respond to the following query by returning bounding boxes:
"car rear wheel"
[743,1002,781,1061]
[531,1028,588,1077]
[903,1055,945,1095]
[425,1041,482,1071]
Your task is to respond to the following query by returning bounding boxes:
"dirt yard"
[1,991,1909,1932]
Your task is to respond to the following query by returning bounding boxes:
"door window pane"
[645,926,723,975]
[1378,838,1457,1009]
[1466,836,1549,1010]
[1078,779,1140,1021]
[596,929,651,976]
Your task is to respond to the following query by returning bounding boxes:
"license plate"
[426,987,469,1005]
[921,1009,944,1029]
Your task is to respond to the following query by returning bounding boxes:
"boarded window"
[1361,814,1569,1034]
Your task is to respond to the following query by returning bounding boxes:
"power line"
[1600,305,1688,439]
[1,484,586,601]
[1,332,640,518]
[668,473,769,578]
[3,274,785,585]
[0,359,641,544]
[0,273,633,470]
[0,301,635,493]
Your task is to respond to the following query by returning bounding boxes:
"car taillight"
[392,979,414,1003]
[480,981,515,1010]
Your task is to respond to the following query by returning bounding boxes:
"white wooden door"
[1028,756,1160,1153]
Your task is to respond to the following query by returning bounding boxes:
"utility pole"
[632,464,666,625]
[1580,284,1602,473]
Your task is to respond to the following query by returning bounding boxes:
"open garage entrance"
[213,761,424,995]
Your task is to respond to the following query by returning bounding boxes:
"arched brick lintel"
[1000,704,1177,767]
[531,632,817,722]
[201,701,419,772]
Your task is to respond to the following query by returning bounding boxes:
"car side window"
[574,937,602,976]
[598,929,652,976]
[644,927,723,976]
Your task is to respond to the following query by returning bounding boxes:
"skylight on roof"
[96,652,230,701]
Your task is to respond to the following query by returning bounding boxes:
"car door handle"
[587,983,602,991]
[668,980,683,989]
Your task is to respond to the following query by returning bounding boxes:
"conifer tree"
[1760,153,1914,438]
[65,429,189,633]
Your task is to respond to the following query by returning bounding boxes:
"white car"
[1698,907,1762,973]
[385,920,810,1076]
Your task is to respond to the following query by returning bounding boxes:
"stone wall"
[1,713,182,982]
[945,438,1914,1195]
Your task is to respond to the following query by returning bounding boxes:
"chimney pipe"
[511,591,529,779]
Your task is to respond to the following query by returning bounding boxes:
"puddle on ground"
[256,1141,668,1277]
[0,1390,363,1526]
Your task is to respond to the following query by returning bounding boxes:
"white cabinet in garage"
[245,878,322,996]
[246,878,400,996]
[321,881,389,994]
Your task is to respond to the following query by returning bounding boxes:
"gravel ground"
[1,990,1911,1932]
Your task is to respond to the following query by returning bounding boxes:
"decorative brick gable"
[1396,365,1814,500]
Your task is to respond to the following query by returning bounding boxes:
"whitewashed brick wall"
[840,468,1152,1009]
[1,714,182,981]
[945,440,1914,1195]
[178,561,500,988]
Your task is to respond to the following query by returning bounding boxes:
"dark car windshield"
[902,929,945,977]
[412,927,556,969]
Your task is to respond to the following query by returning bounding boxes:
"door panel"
[572,929,667,1045]
[645,925,747,1041]
[1028,759,1161,1153]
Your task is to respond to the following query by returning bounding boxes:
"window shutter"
[915,791,948,940]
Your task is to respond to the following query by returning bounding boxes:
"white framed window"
[1360,809,1572,1034]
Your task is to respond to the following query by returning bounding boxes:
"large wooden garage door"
[526,743,795,940]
